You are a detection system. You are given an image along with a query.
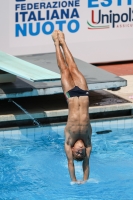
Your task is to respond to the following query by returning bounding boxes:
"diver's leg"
[58,30,88,90]
[52,30,75,93]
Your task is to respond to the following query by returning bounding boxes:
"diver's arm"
[65,142,77,182]
[82,157,89,181]
[82,146,91,181]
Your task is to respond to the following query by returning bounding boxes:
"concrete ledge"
[0,103,133,123]
[89,103,133,113]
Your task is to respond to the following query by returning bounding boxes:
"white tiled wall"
[0,118,133,140]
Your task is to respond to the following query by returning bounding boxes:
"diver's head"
[72,140,86,161]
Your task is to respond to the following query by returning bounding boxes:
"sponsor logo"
[16,0,26,2]
[87,0,133,30]
[14,0,81,37]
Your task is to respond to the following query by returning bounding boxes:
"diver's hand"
[77,180,87,184]
[71,180,86,185]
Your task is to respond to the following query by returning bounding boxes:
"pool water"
[0,118,133,200]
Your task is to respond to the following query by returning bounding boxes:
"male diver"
[52,30,92,184]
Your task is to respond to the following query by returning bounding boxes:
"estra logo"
[87,0,133,29]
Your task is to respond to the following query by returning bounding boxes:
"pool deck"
[0,62,133,128]
[98,62,133,104]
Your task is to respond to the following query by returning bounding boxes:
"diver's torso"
[65,96,92,147]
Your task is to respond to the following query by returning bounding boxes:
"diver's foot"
[52,30,59,45]
[58,30,65,45]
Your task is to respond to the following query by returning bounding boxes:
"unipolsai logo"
[87,0,133,30]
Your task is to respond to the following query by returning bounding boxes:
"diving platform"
[0,51,60,82]
[0,52,127,99]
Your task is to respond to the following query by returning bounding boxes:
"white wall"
[0,0,133,63]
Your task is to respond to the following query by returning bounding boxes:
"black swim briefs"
[65,86,89,99]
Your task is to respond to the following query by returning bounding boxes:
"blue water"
[0,119,133,200]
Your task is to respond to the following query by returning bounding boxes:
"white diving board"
[0,51,60,82]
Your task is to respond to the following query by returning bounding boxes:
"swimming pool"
[0,118,133,200]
